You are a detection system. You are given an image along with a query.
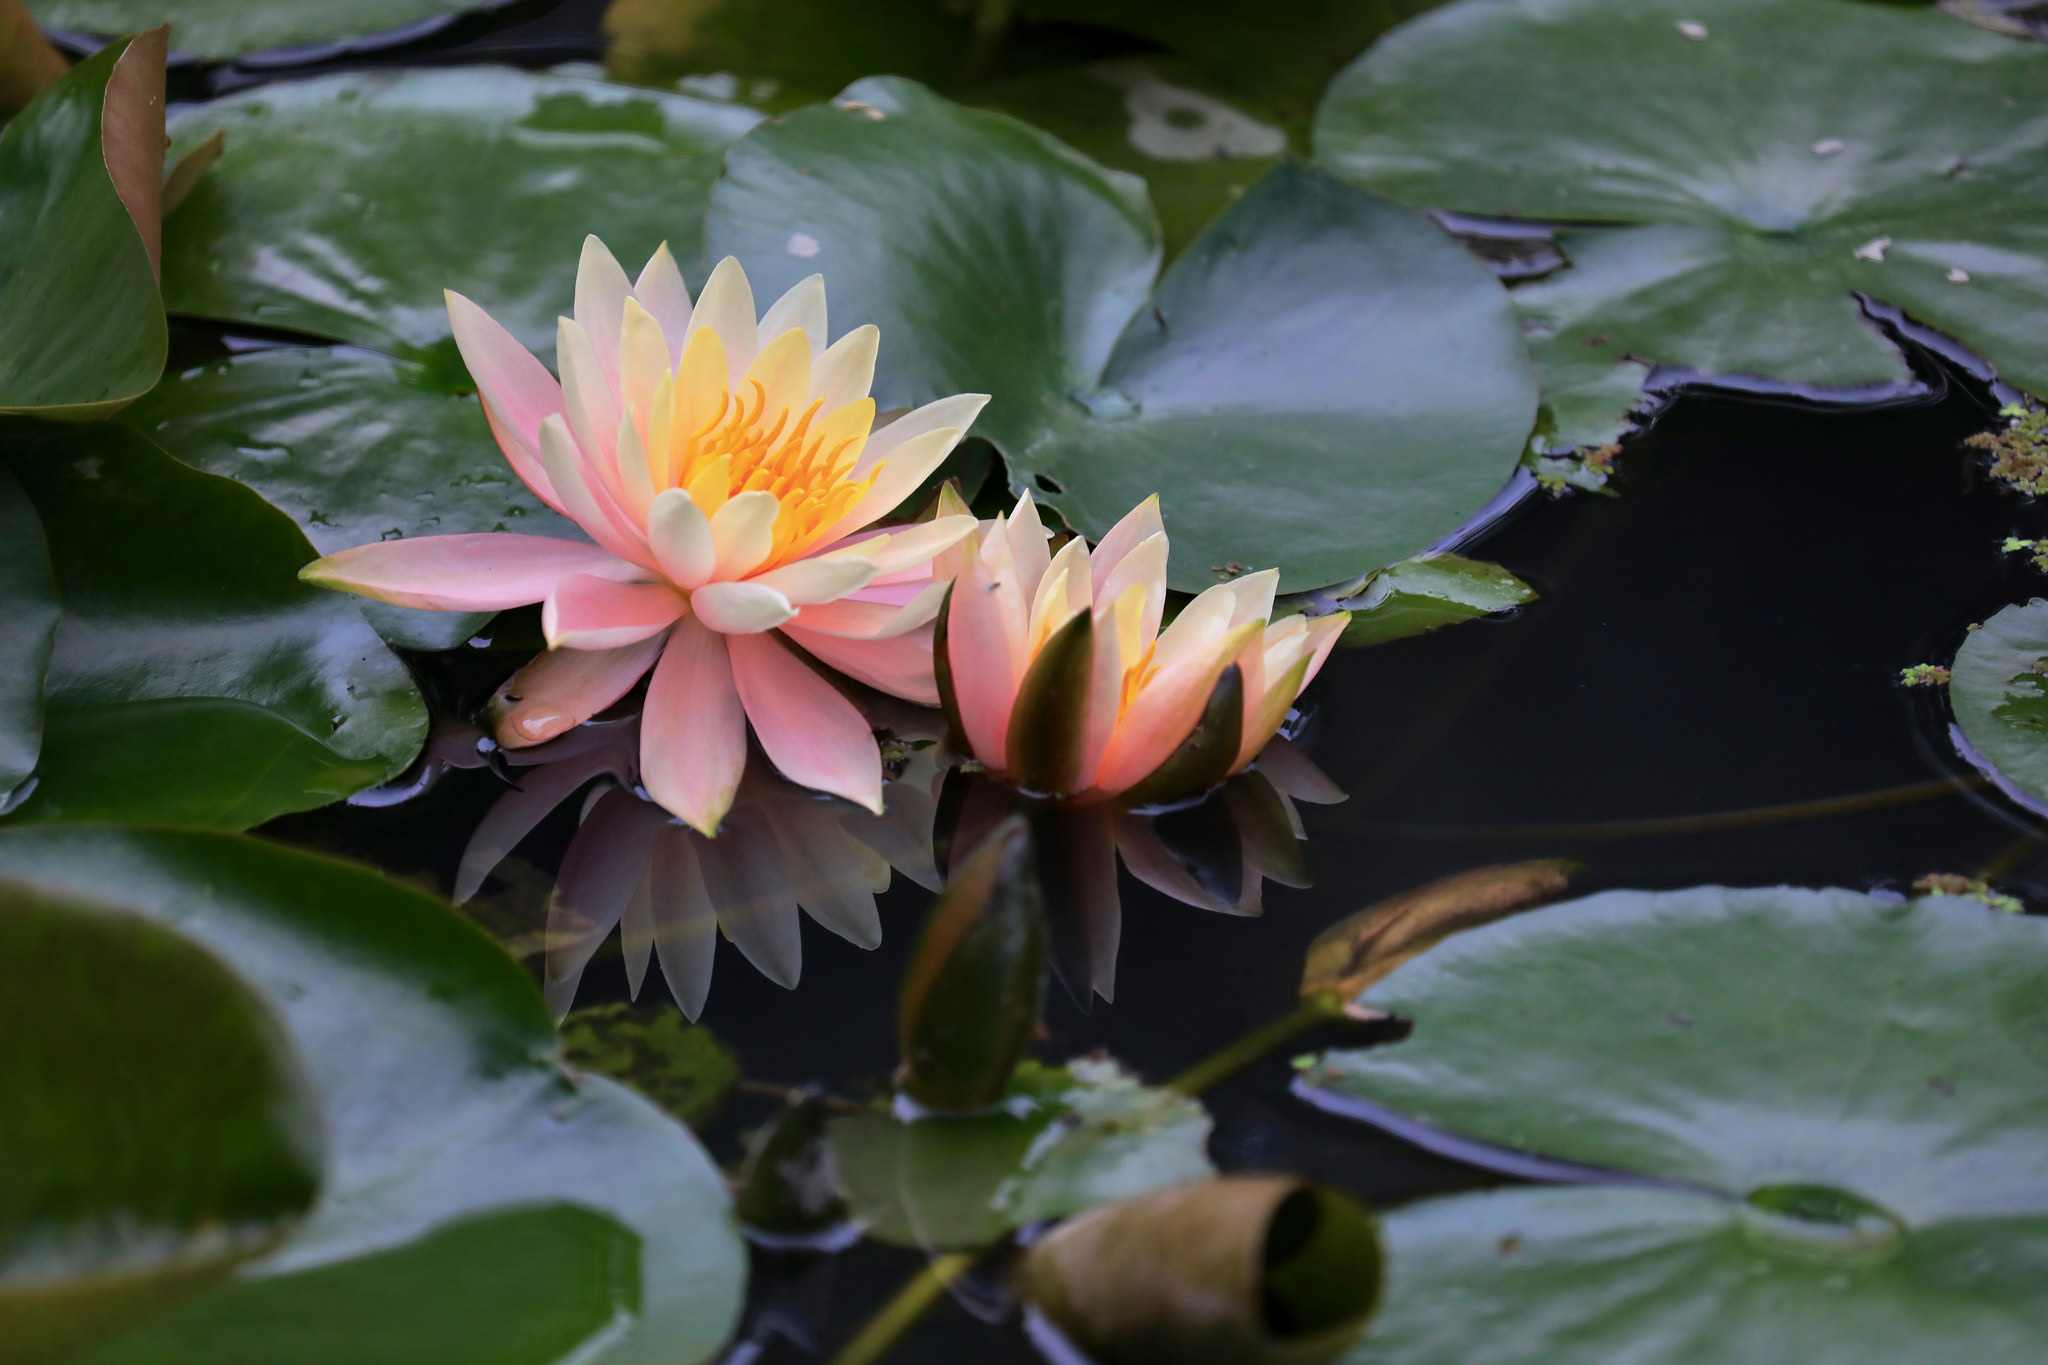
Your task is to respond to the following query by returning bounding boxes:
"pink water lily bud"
[935,492,1348,806]
[298,239,987,834]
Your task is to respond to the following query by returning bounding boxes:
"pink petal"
[648,829,717,1019]
[447,290,565,508]
[945,536,1024,770]
[542,574,685,650]
[642,618,749,835]
[1089,495,1164,593]
[453,744,633,901]
[1090,623,1258,797]
[633,244,694,364]
[574,235,632,392]
[300,533,628,612]
[781,625,940,706]
[728,631,883,813]
[487,634,666,749]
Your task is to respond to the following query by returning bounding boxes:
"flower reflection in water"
[941,735,1345,1008]
[454,712,942,1019]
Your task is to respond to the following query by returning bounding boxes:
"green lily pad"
[0,423,426,827]
[831,1058,1214,1249]
[0,466,58,805]
[560,1003,740,1130]
[706,79,1536,592]
[28,0,488,61]
[1949,599,2048,812]
[122,346,580,651]
[0,879,321,1365]
[161,68,763,357]
[1351,1186,2048,1365]
[0,31,165,419]
[1302,886,2048,1362]
[1305,553,1536,649]
[965,59,1289,259]
[0,826,746,1364]
[1316,0,2048,449]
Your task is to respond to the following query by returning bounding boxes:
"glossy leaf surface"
[28,0,486,59]
[1,424,425,827]
[162,69,762,356]
[1349,1186,2048,1365]
[1305,886,2048,1362]
[0,31,164,418]
[1950,599,2048,811]
[1317,0,2048,446]
[0,827,745,1364]
[705,79,1537,592]
[123,346,580,650]
[832,1059,1214,1249]
[0,466,57,804]
[1326,554,1536,649]
[0,881,321,1365]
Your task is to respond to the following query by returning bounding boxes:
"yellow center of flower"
[678,379,876,567]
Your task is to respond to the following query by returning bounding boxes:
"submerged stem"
[1168,996,1341,1097]
[827,1251,974,1365]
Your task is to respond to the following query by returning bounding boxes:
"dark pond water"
[135,2,2048,1359]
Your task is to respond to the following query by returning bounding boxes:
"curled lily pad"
[28,0,502,60]
[0,879,321,1365]
[1,424,425,827]
[704,78,1537,592]
[0,827,746,1364]
[1302,886,2048,1362]
[162,68,762,357]
[1025,1177,1383,1365]
[121,346,579,650]
[0,29,165,419]
[1950,599,2048,813]
[1316,0,2048,447]
[831,1058,1214,1249]
[1312,554,1536,650]
[0,466,58,806]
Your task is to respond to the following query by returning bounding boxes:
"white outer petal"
[748,555,878,606]
[649,488,717,590]
[691,580,796,634]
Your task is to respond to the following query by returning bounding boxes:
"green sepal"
[1121,663,1245,809]
[1005,607,1094,799]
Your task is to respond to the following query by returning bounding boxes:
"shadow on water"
[264,342,2048,1359]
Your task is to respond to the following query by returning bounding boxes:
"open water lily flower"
[939,493,1348,805]
[300,238,987,834]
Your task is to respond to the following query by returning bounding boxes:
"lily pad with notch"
[161,68,763,358]
[0,423,426,828]
[0,826,746,1365]
[1298,885,2048,1363]
[830,1058,1215,1249]
[121,346,581,651]
[1316,0,2048,449]
[704,78,1538,593]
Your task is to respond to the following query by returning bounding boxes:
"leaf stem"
[1167,994,1342,1097]
[826,1251,974,1365]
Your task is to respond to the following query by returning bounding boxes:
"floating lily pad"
[0,31,165,419]
[27,0,496,60]
[966,59,1289,259]
[0,467,57,806]
[1316,0,2048,447]
[831,1058,1214,1249]
[1949,599,2048,812]
[1,424,426,827]
[162,68,763,357]
[1302,886,2048,1362]
[706,79,1536,592]
[1352,1185,2048,1365]
[0,880,321,1365]
[1322,554,1535,649]
[123,347,580,650]
[0,827,746,1364]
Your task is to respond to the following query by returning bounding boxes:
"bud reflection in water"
[942,735,1344,1008]
[454,712,942,1019]
[452,709,1339,1019]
